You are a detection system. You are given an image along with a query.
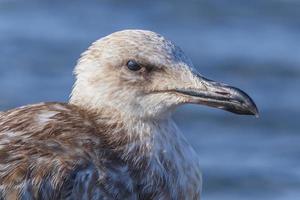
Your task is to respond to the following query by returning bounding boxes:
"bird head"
[71,30,258,120]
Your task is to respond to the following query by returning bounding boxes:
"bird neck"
[94,105,172,145]
[79,104,177,157]
[70,99,194,169]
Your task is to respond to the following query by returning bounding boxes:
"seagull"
[0,30,258,200]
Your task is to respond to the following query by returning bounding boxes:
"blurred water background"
[0,0,299,199]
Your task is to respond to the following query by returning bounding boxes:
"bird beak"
[176,74,259,116]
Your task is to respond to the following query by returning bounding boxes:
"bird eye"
[127,60,141,71]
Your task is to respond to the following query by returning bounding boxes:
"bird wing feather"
[0,103,136,199]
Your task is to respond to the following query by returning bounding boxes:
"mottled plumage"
[0,30,258,199]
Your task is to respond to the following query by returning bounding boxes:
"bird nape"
[0,30,258,200]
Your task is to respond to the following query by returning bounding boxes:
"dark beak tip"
[239,102,259,118]
[230,86,259,118]
[223,89,259,117]
[238,97,259,118]
[226,105,259,117]
[247,106,259,118]
[251,105,260,118]
[245,95,259,118]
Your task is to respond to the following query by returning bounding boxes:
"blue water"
[0,0,299,199]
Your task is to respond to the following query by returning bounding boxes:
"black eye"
[127,60,141,71]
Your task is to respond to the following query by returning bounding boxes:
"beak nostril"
[215,91,230,96]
